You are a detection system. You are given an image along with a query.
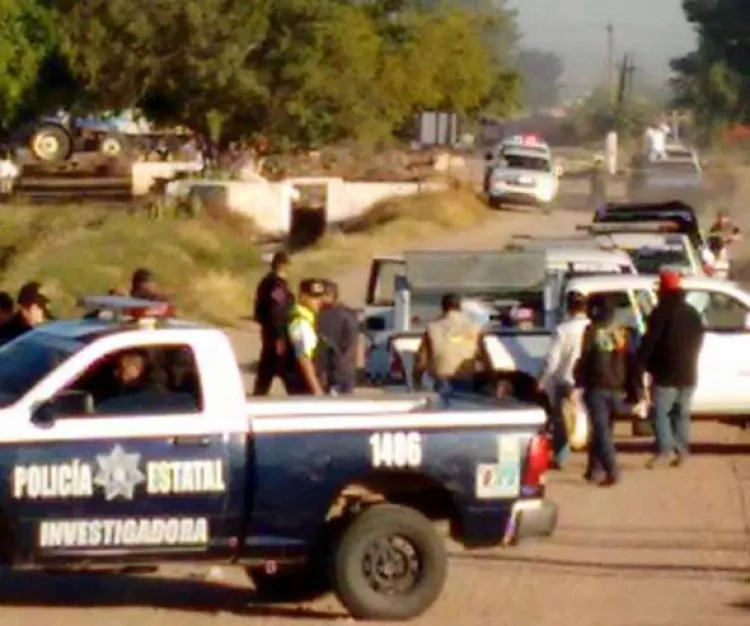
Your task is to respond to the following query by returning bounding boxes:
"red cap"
[659,270,682,292]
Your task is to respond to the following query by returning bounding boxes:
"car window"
[367,260,405,307]
[0,332,83,408]
[634,289,656,318]
[589,290,639,330]
[58,344,204,417]
[503,155,550,171]
[626,246,691,274]
[684,290,749,331]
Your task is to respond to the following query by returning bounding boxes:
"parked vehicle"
[389,274,750,430]
[363,249,635,384]
[0,295,557,621]
[626,154,706,211]
[484,145,560,210]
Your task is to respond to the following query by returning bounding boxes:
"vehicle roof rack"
[579,221,681,234]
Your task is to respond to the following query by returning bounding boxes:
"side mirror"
[32,390,94,425]
[363,316,386,332]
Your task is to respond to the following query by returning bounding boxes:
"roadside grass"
[0,188,488,325]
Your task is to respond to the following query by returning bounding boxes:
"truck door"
[8,340,232,564]
[683,288,750,412]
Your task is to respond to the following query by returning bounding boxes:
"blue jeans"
[584,388,620,479]
[549,383,571,466]
[651,386,695,456]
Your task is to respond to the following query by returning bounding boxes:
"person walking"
[317,280,359,395]
[282,279,327,396]
[412,293,482,407]
[574,293,643,486]
[706,210,741,279]
[537,291,590,469]
[588,155,607,211]
[252,252,295,396]
[638,270,704,469]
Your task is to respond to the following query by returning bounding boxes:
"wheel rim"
[101,138,122,156]
[361,534,422,595]
[33,134,60,160]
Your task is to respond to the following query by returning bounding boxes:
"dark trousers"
[651,386,695,457]
[252,344,290,396]
[584,388,620,480]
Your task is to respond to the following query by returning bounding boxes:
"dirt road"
[2,198,748,625]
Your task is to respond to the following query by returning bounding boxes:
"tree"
[516,48,564,110]
[0,0,57,129]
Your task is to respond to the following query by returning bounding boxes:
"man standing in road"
[253,252,295,396]
[537,291,590,469]
[283,279,327,396]
[317,280,359,395]
[412,293,482,407]
[638,270,704,469]
[575,293,643,486]
[706,210,741,279]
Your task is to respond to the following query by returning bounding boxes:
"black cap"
[17,281,49,308]
[132,268,154,287]
[299,278,326,297]
[271,251,290,270]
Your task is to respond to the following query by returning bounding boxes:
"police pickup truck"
[0,296,557,621]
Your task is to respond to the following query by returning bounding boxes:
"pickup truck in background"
[0,296,557,621]
[362,248,635,383]
[389,274,750,429]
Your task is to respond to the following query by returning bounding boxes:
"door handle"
[168,436,211,446]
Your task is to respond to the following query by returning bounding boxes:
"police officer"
[0,282,52,345]
[130,268,167,301]
[589,154,607,211]
[317,280,359,394]
[412,293,482,406]
[707,210,741,279]
[283,278,326,396]
[252,252,295,396]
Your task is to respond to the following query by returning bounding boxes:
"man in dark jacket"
[317,280,359,394]
[0,282,52,346]
[130,268,168,301]
[252,252,295,396]
[638,270,704,468]
[575,293,643,486]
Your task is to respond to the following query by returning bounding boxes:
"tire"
[247,565,331,603]
[330,504,447,621]
[99,133,127,158]
[29,124,72,162]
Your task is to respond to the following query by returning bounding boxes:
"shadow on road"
[0,571,346,619]
[730,599,750,611]
[615,440,750,455]
[451,552,748,581]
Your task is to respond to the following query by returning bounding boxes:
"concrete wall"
[153,169,448,236]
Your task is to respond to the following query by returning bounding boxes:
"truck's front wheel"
[330,504,446,621]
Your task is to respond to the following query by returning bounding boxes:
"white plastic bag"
[563,392,589,451]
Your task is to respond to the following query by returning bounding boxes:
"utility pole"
[626,55,637,102]
[606,23,615,101]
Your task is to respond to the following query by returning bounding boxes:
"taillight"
[522,432,551,494]
[702,263,715,276]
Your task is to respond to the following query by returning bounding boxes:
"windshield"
[503,155,550,172]
[625,247,691,275]
[0,332,83,407]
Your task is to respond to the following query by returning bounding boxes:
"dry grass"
[0,187,490,325]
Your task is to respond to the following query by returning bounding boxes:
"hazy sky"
[507,0,697,94]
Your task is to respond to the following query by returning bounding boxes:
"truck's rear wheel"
[30,124,72,162]
[330,504,446,621]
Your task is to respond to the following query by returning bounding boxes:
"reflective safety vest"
[425,311,480,380]
[287,304,318,358]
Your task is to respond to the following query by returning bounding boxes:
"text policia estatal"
[39,517,209,549]
[12,445,226,500]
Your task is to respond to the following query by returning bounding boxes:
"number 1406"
[369,432,422,468]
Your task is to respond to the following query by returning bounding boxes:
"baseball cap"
[299,278,326,297]
[17,281,49,308]
[659,269,682,292]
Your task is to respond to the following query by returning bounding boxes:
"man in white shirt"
[537,291,590,468]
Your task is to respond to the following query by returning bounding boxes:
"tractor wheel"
[29,124,72,162]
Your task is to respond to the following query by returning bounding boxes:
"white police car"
[0,295,557,620]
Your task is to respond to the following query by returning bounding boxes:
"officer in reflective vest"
[282,278,327,396]
[412,293,482,406]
